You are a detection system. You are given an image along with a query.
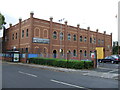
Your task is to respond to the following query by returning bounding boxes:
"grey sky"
[0,0,119,42]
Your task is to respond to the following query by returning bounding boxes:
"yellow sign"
[96,47,104,59]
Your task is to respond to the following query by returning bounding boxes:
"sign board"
[33,37,50,44]
[96,47,104,59]
[91,53,95,58]
[13,53,19,62]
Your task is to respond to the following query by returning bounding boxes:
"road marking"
[108,70,118,73]
[51,79,90,89]
[18,71,37,77]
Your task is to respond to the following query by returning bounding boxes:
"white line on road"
[51,79,89,89]
[18,71,37,77]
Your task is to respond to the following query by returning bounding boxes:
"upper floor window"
[80,36,82,42]
[73,35,76,41]
[94,38,96,43]
[26,29,28,37]
[12,34,14,40]
[16,33,17,39]
[44,30,48,38]
[90,37,92,43]
[84,37,87,42]
[53,31,57,39]
[68,34,71,40]
[22,30,24,38]
[102,40,104,44]
[60,32,63,40]
[98,39,100,44]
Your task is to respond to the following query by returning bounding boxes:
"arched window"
[73,35,76,41]
[53,31,57,39]
[90,51,92,57]
[60,32,63,40]
[68,34,71,40]
[80,36,82,42]
[102,40,104,44]
[84,37,87,42]
[44,30,48,37]
[22,30,24,38]
[26,29,28,37]
[84,50,87,57]
[12,34,14,40]
[90,37,92,43]
[73,50,77,56]
[94,38,96,43]
[98,39,100,44]
[60,49,64,56]
[16,33,17,39]
[80,50,82,53]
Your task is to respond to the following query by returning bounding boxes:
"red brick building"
[3,12,112,60]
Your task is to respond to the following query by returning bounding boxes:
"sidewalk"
[3,61,119,80]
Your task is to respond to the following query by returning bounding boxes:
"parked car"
[98,55,120,64]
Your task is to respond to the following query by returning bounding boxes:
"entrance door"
[53,50,57,58]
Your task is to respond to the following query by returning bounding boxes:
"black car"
[98,55,120,64]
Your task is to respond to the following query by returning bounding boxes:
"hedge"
[28,57,93,69]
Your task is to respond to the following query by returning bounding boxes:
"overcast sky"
[0,0,119,42]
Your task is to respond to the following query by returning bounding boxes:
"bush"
[28,57,93,69]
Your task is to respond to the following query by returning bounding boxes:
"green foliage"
[0,13,6,29]
[28,57,93,69]
[112,46,120,55]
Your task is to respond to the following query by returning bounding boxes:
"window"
[44,30,48,37]
[84,37,87,42]
[94,38,96,43]
[12,34,14,40]
[90,37,92,43]
[84,50,87,57]
[26,48,28,53]
[73,35,76,41]
[90,51,92,57]
[60,32,63,40]
[53,31,57,39]
[60,49,64,56]
[26,29,28,37]
[102,40,104,44]
[80,36,82,42]
[98,39,100,44]
[16,33,17,39]
[22,30,24,38]
[73,50,77,56]
[68,34,71,40]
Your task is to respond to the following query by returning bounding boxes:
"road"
[2,62,118,89]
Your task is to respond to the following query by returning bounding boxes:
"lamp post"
[58,18,65,59]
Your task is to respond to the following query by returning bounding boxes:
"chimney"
[50,17,53,21]
[96,29,99,32]
[64,21,68,25]
[30,11,34,18]
[9,23,12,27]
[77,24,80,28]
[87,27,90,30]
[19,18,22,23]
[104,31,106,34]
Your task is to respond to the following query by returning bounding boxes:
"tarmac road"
[2,62,119,89]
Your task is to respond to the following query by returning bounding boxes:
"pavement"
[3,61,119,80]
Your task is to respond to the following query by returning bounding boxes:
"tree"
[0,13,6,29]
[112,46,120,55]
